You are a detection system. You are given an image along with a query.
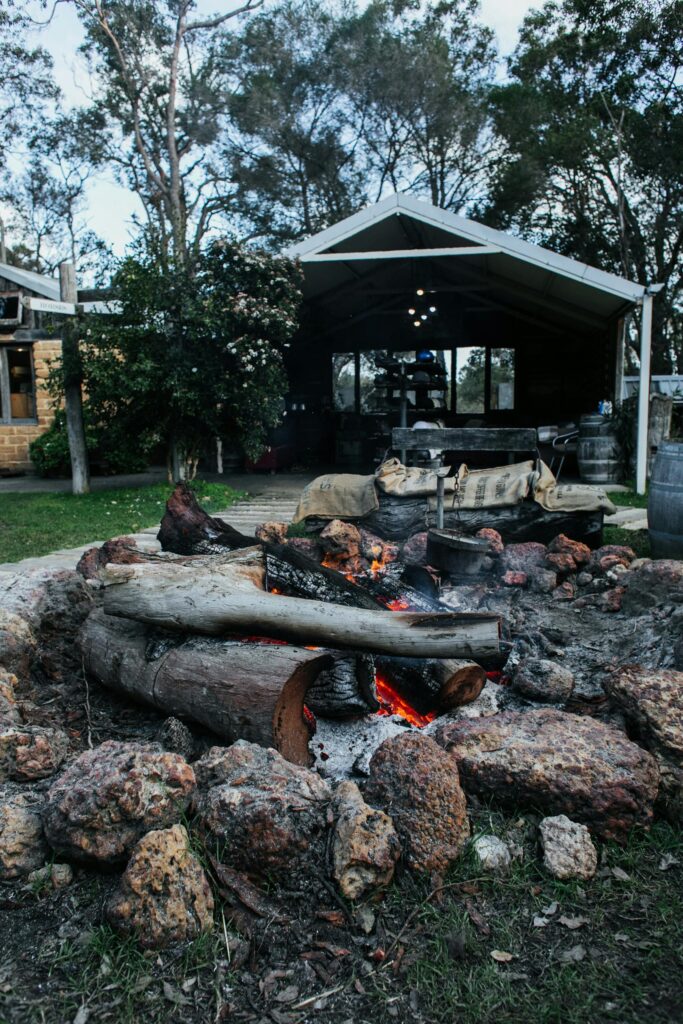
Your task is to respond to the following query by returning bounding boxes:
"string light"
[408,307,416,315]
[416,288,424,296]
[429,306,437,313]
[413,320,421,327]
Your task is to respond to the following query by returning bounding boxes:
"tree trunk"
[79,609,350,766]
[101,561,502,659]
[59,262,90,496]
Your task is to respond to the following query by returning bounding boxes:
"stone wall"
[0,339,62,474]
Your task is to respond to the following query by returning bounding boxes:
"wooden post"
[636,294,653,495]
[59,262,90,495]
[614,317,626,407]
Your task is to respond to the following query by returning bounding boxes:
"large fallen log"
[101,561,501,659]
[80,609,366,766]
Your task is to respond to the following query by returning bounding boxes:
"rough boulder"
[364,732,470,875]
[331,781,401,899]
[43,740,196,865]
[431,708,659,841]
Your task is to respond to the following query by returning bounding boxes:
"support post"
[60,262,90,495]
[635,294,653,495]
[614,317,625,407]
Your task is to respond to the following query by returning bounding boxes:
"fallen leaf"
[542,901,559,916]
[162,981,190,1004]
[533,916,549,928]
[558,915,589,930]
[464,899,491,937]
[557,944,586,963]
[275,986,299,1004]
[313,942,351,958]
[316,910,346,926]
[611,867,631,881]
[658,853,680,871]
[73,1008,89,1024]
[491,950,515,963]
[613,932,630,943]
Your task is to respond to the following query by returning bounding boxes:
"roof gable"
[0,262,60,300]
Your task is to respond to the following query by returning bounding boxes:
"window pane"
[359,351,413,413]
[332,353,355,411]
[414,349,451,413]
[8,346,35,419]
[490,348,515,410]
[455,347,485,414]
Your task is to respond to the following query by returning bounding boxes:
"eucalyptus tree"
[0,3,56,169]
[65,0,266,268]
[487,0,683,371]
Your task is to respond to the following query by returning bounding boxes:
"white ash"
[310,714,414,782]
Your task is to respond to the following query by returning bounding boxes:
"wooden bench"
[391,426,539,528]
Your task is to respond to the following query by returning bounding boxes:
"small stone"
[476,528,504,556]
[319,520,361,558]
[195,741,331,877]
[552,581,576,601]
[472,834,511,873]
[577,572,593,587]
[539,815,597,880]
[0,669,20,725]
[621,560,683,614]
[157,717,194,760]
[331,781,401,899]
[355,905,376,934]
[529,568,558,594]
[546,553,577,576]
[255,521,288,545]
[401,532,429,566]
[107,824,214,949]
[0,726,69,782]
[600,587,624,613]
[0,792,49,879]
[364,732,470,875]
[50,862,74,888]
[501,542,547,574]
[512,659,574,703]
[547,534,591,566]
[43,740,196,866]
[502,570,528,588]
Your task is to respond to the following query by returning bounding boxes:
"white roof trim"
[301,244,500,262]
[286,193,646,304]
[0,262,60,300]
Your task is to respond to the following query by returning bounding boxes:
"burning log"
[79,609,365,766]
[305,654,379,718]
[101,561,502,660]
[375,657,485,712]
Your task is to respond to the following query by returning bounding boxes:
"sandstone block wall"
[0,339,62,474]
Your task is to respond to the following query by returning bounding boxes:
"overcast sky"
[23,0,537,258]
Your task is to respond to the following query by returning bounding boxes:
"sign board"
[21,296,77,316]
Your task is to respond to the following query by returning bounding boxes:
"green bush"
[29,408,152,477]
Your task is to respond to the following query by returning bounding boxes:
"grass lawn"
[604,486,650,557]
[0,481,245,563]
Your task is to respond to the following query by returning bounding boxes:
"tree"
[346,0,498,212]
[0,3,56,169]
[76,239,302,477]
[486,0,683,371]
[65,0,265,268]
[222,0,368,245]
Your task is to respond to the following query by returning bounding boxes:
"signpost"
[21,296,77,316]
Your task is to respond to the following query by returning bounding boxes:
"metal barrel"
[577,414,621,484]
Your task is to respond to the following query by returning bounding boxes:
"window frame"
[0,344,38,425]
[453,345,516,416]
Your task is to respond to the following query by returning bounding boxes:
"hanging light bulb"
[413,320,421,327]
[408,307,416,315]
[429,305,437,313]
[416,288,424,296]
[421,314,427,321]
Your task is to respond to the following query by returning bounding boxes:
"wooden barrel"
[648,441,683,559]
[577,415,621,484]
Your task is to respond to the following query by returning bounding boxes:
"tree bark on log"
[79,609,357,765]
[101,562,501,659]
[375,656,485,713]
[305,654,379,718]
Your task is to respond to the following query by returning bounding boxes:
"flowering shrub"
[75,240,302,472]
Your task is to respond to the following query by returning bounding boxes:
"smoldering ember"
[1,474,682,1023]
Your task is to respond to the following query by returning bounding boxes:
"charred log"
[101,562,502,660]
[305,654,379,718]
[375,656,485,713]
[79,609,357,766]
[158,483,255,554]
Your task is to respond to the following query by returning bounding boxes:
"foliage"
[0,481,244,563]
[28,407,149,478]
[224,0,498,244]
[70,0,266,266]
[0,3,56,169]
[485,0,683,372]
[71,239,302,470]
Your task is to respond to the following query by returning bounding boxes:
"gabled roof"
[286,194,645,329]
[0,262,60,300]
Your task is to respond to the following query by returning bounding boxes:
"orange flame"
[386,597,410,611]
[375,673,436,728]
